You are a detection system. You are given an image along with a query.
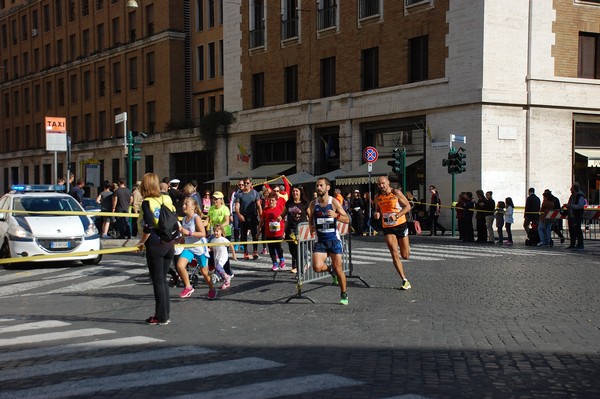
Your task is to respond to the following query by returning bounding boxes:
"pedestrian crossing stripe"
[0,357,283,399]
[172,374,363,399]
[0,328,114,347]
[0,320,70,334]
[0,346,215,383]
[0,320,365,399]
[1,336,164,362]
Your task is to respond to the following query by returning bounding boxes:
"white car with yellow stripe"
[0,185,102,265]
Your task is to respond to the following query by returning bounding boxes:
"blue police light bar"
[11,184,65,192]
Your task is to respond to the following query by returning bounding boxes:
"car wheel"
[81,254,102,265]
[0,239,10,259]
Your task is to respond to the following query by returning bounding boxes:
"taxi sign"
[45,116,67,152]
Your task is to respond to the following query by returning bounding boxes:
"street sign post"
[115,112,128,147]
[45,116,67,186]
[363,146,379,236]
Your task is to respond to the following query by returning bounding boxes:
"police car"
[0,185,102,265]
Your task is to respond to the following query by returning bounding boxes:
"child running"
[176,197,211,299]
[259,192,286,271]
[210,224,237,293]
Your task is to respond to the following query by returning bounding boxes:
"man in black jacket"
[523,187,541,236]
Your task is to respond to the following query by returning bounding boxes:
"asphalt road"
[1,234,599,398]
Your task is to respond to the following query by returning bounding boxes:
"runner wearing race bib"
[374,176,412,290]
[307,177,350,305]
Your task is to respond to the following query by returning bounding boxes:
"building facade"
[2,0,600,226]
[221,0,600,220]
[0,0,224,195]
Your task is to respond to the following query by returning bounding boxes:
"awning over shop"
[248,163,296,185]
[205,163,295,185]
[269,171,315,186]
[315,169,347,183]
[575,148,600,167]
[336,156,422,185]
[204,173,244,184]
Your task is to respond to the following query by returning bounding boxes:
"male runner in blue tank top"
[307,177,350,305]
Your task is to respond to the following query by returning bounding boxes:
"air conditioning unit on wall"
[32,29,38,37]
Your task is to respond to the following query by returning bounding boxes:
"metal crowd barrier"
[546,207,600,241]
[286,221,369,303]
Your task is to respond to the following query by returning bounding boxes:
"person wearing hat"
[208,191,234,276]
[543,189,565,244]
[350,189,365,236]
[168,178,185,216]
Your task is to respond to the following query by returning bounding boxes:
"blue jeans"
[538,220,552,245]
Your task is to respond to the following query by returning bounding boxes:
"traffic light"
[442,155,451,173]
[387,148,404,173]
[127,131,146,162]
[456,149,466,173]
[442,147,466,174]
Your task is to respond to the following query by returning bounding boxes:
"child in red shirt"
[259,193,286,271]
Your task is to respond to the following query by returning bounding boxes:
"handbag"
[414,220,422,235]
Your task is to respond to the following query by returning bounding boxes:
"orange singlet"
[376,191,406,228]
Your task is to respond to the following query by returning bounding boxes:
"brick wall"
[239,1,449,110]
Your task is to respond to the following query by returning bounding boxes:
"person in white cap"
[168,178,185,216]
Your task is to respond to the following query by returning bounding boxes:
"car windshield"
[13,196,83,216]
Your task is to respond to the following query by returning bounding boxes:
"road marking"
[409,247,503,257]
[0,320,70,334]
[0,345,215,383]
[36,275,132,295]
[0,268,68,283]
[0,357,282,399]
[1,336,164,362]
[0,328,114,347]
[0,274,82,297]
[172,374,364,399]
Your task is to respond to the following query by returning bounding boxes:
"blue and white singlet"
[313,197,340,242]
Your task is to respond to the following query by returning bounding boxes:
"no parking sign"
[363,146,378,163]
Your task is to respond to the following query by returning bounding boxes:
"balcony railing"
[318,6,337,30]
[281,18,298,40]
[250,28,265,48]
[359,0,379,19]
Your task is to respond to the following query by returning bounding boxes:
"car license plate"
[50,241,70,249]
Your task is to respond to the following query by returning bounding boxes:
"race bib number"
[268,221,280,232]
[316,217,335,233]
[383,212,397,227]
